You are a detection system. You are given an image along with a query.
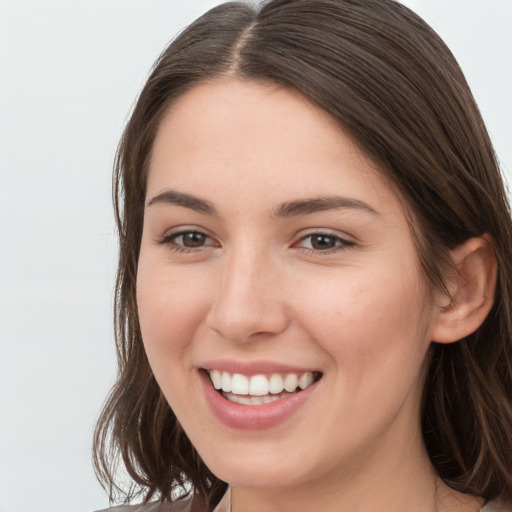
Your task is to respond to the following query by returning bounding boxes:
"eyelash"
[157,230,354,255]
[157,230,217,253]
[294,232,355,255]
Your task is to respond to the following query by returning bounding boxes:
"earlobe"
[431,235,497,344]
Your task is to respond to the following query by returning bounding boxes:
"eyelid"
[156,226,220,251]
[293,229,356,253]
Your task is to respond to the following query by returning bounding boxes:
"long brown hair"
[93,0,512,507]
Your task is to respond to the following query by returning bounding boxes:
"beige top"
[95,487,230,512]
[97,488,512,512]
[482,501,512,512]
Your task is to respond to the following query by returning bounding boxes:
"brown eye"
[159,230,216,252]
[295,232,354,253]
[309,234,339,250]
[178,231,208,247]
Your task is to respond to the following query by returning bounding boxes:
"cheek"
[293,267,433,448]
[136,261,212,368]
[292,264,431,372]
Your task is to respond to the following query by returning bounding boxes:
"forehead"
[153,79,354,165]
[147,79,403,217]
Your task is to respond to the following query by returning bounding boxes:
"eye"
[296,232,354,253]
[158,230,218,252]
[174,231,209,248]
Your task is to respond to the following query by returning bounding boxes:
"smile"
[207,370,321,406]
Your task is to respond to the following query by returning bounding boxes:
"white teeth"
[224,392,294,405]
[231,373,249,395]
[299,372,314,390]
[221,371,232,392]
[249,374,269,396]
[283,373,299,392]
[210,370,222,390]
[208,370,317,397]
[269,374,284,394]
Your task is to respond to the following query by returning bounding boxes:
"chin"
[209,462,308,489]
[197,441,318,489]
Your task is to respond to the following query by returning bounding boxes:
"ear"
[431,235,497,344]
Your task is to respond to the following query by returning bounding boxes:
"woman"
[94,0,512,510]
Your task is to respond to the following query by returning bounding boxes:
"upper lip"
[199,359,321,376]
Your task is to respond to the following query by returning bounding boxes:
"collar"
[212,486,231,512]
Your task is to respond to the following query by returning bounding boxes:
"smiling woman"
[93,1,512,512]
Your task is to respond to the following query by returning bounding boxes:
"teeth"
[224,391,294,405]
[249,374,269,396]
[221,371,232,392]
[299,372,314,390]
[283,373,299,392]
[269,374,284,394]
[208,370,317,397]
[231,373,249,395]
[210,370,222,390]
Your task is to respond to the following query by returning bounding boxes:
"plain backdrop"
[0,1,510,511]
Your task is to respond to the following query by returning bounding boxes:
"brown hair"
[93,0,512,507]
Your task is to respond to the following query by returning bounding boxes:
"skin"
[136,79,484,511]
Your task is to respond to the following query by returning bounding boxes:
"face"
[137,80,441,491]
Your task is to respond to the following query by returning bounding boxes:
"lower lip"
[199,371,319,430]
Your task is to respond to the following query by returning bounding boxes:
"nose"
[206,248,290,343]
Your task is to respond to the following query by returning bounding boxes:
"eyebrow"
[271,196,379,218]
[146,189,378,218]
[147,189,217,215]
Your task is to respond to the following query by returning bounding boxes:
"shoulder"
[94,504,172,512]
[482,500,512,512]
[94,494,202,512]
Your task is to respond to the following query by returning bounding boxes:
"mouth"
[204,369,323,406]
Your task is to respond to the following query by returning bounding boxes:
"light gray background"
[1,1,510,511]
